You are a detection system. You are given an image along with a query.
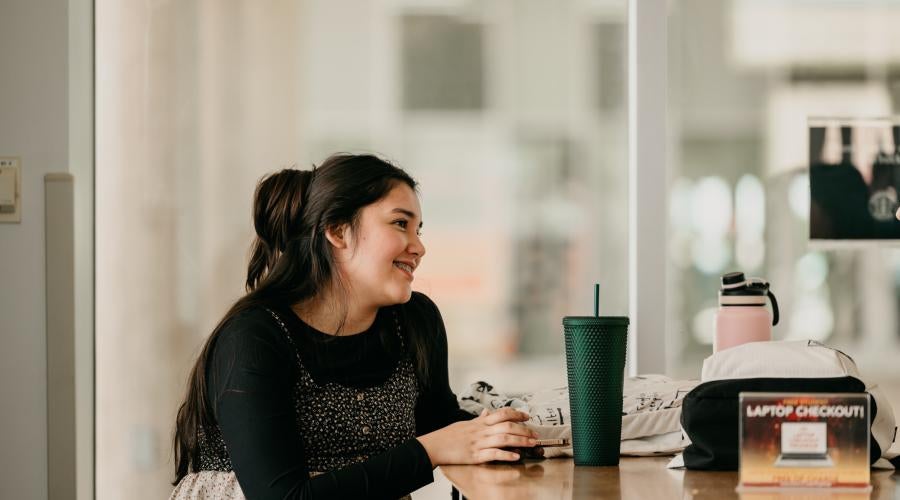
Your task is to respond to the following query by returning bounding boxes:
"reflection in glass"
[402,15,484,111]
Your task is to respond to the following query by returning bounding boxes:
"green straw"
[593,283,600,317]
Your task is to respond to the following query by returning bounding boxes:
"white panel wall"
[0,0,69,498]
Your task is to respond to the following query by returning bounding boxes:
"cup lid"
[562,316,629,327]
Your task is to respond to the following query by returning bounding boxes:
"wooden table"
[441,457,899,499]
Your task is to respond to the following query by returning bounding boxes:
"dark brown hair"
[172,153,436,484]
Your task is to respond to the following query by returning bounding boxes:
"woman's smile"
[392,260,415,280]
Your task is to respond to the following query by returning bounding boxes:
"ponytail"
[245,169,314,291]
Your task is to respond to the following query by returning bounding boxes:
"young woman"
[170,154,538,499]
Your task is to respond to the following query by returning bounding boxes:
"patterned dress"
[170,308,419,500]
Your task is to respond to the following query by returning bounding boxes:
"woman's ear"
[324,223,351,250]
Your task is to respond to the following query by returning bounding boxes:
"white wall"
[0,0,69,498]
[1,1,92,499]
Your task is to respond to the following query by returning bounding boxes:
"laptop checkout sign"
[738,393,870,492]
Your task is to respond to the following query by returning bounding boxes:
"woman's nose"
[409,232,426,258]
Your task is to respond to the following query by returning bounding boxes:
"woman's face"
[334,183,426,308]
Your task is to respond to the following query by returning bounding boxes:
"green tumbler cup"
[563,316,629,466]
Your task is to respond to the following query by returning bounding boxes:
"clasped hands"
[417,407,543,467]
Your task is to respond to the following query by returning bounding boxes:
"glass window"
[667,0,900,405]
[96,1,627,497]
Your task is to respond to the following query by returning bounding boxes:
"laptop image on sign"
[774,422,833,468]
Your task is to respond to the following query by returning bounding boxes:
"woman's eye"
[394,219,422,237]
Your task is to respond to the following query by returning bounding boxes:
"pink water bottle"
[713,271,780,353]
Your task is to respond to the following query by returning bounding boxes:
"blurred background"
[91,0,900,498]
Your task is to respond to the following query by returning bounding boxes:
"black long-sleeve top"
[205,292,473,499]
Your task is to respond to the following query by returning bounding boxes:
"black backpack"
[680,376,883,470]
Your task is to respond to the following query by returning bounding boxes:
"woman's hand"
[416,408,539,466]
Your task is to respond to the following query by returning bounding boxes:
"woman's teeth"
[393,262,413,273]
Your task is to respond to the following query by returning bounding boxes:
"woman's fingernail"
[528,439,537,445]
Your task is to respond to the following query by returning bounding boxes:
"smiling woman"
[169,153,539,500]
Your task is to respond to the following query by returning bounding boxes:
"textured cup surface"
[563,316,629,466]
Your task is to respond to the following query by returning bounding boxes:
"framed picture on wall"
[809,117,900,241]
